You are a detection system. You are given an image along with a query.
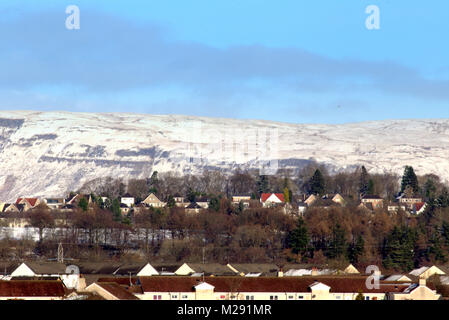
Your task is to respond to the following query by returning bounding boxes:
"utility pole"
[57,242,64,263]
[202,247,205,264]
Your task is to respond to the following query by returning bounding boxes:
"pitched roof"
[93,282,140,300]
[182,263,235,276]
[16,198,39,207]
[228,263,280,275]
[77,262,122,275]
[362,195,382,200]
[0,280,66,297]
[260,193,285,203]
[186,202,202,209]
[415,202,426,211]
[24,262,67,275]
[137,276,413,294]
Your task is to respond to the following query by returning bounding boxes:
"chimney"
[311,267,318,276]
[278,267,284,277]
[419,277,426,286]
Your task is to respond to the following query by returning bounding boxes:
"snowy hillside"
[0,110,447,201]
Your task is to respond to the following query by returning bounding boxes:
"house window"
[220,295,226,299]
[288,295,294,300]
[182,295,188,300]
[153,295,162,300]
[298,296,304,300]
[171,295,178,299]
[336,296,341,300]
[365,296,370,300]
[270,296,278,300]
[245,295,254,300]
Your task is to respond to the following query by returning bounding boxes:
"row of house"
[0,260,445,300]
[0,191,428,217]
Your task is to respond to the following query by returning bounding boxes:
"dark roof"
[24,262,67,275]
[186,202,202,209]
[0,262,19,275]
[122,193,134,198]
[113,264,147,275]
[10,276,61,281]
[77,262,122,275]
[195,197,210,203]
[0,280,66,297]
[137,276,414,294]
[94,282,140,300]
[362,195,382,199]
[97,277,140,286]
[311,199,340,207]
[153,264,181,273]
[229,263,279,275]
[185,263,235,276]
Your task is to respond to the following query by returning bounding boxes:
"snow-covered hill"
[0,110,447,201]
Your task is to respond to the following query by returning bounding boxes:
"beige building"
[109,276,441,300]
[361,195,384,209]
[84,282,139,300]
[409,265,446,279]
[142,193,165,208]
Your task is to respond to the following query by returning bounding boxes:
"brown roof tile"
[0,280,66,297]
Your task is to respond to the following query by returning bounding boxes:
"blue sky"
[0,0,448,124]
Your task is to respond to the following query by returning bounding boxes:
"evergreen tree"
[309,169,325,195]
[283,187,290,203]
[111,198,122,222]
[187,187,197,202]
[209,197,220,212]
[355,291,365,300]
[401,166,419,194]
[348,235,365,264]
[367,179,375,195]
[442,221,449,245]
[327,224,348,259]
[359,166,369,195]
[428,231,447,263]
[287,218,309,258]
[96,196,105,209]
[78,198,88,212]
[424,178,437,201]
[383,226,417,271]
[149,171,159,194]
[437,188,449,207]
[257,174,269,195]
[167,195,176,208]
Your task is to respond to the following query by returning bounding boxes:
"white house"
[137,263,159,277]
[121,194,135,207]
[260,193,285,207]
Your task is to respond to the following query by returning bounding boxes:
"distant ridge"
[0,110,448,200]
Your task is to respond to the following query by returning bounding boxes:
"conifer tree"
[287,218,309,258]
[309,169,325,195]
[359,166,369,195]
[283,187,290,203]
[401,166,419,194]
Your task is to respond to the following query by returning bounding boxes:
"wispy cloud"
[0,8,448,122]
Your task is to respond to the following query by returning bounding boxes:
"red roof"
[0,280,65,297]
[16,198,39,207]
[260,193,285,203]
[136,276,412,294]
[415,202,426,211]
